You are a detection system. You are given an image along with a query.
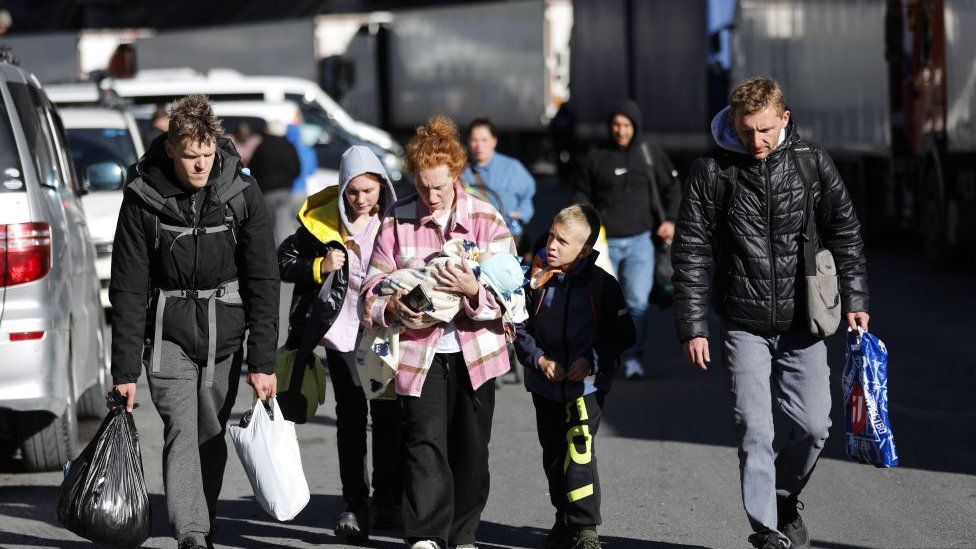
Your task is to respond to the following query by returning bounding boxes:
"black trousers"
[533,392,604,527]
[326,348,403,507]
[400,353,496,546]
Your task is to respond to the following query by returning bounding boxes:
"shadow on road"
[600,245,976,478]
[477,520,711,549]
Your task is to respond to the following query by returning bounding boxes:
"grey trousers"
[721,324,831,548]
[147,340,243,544]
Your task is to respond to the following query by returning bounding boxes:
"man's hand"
[321,249,346,274]
[538,356,566,382]
[112,383,137,412]
[656,221,676,243]
[847,311,870,333]
[433,261,480,299]
[386,289,426,326]
[247,372,277,400]
[566,356,594,382]
[683,337,710,371]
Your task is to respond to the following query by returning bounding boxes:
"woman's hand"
[385,289,426,326]
[433,261,480,299]
[321,249,346,275]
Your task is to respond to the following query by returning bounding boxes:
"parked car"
[60,106,145,309]
[43,70,405,181]
[0,55,107,471]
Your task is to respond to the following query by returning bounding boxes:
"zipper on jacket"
[561,283,572,401]
[763,159,777,331]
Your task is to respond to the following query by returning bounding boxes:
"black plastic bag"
[57,389,151,548]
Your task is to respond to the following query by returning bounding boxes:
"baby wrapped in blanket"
[357,238,527,398]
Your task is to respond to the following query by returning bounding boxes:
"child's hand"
[321,249,346,274]
[566,356,594,381]
[538,356,566,382]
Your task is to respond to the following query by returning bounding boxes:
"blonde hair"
[405,115,468,178]
[730,76,787,117]
[167,94,223,145]
[553,204,602,248]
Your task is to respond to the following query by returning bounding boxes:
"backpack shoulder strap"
[790,141,821,207]
[712,155,737,231]
[225,190,249,227]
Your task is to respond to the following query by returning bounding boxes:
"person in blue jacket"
[515,204,636,549]
[460,117,536,246]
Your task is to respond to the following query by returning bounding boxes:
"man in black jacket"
[573,100,681,380]
[110,95,279,549]
[672,77,870,549]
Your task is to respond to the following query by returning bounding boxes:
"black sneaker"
[778,497,810,549]
[747,531,786,549]
[178,539,207,549]
[335,503,370,543]
[544,514,578,549]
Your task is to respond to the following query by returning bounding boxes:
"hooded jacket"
[278,146,397,352]
[514,250,636,402]
[572,99,681,238]
[671,107,869,341]
[110,135,280,383]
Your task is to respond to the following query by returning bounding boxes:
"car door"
[40,92,99,388]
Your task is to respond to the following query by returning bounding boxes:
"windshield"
[66,128,138,191]
[0,92,24,192]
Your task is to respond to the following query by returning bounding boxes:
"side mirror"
[84,161,125,192]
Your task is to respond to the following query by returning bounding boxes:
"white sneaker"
[624,357,645,380]
[410,541,440,549]
[455,545,478,549]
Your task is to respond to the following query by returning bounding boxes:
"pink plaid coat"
[361,184,516,397]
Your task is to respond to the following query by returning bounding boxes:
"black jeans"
[400,353,496,546]
[326,348,403,507]
[533,392,605,527]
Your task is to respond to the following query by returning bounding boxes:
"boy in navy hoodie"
[515,204,636,549]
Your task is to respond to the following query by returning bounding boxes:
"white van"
[44,70,403,179]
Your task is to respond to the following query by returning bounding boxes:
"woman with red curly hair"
[361,116,515,549]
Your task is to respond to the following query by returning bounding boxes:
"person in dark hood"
[672,77,870,549]
[110,95,280,549]
[249,120,302,245]
[278,145,399,542]
[572,99,681,379]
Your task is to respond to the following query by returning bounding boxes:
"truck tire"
[17,404,78,472]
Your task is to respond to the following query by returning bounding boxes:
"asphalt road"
[1,179,974,548]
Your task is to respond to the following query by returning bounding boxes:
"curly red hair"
[405,116,468,178]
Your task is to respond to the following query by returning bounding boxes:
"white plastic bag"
[228,397,310,521]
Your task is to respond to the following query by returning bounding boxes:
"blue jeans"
[606,231,653,362]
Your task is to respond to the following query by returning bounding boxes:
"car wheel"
[77,328,109,419]
[18,404,78,472]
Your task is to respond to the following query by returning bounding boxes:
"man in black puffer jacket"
[672,78,870,549]
[110,95,279,549]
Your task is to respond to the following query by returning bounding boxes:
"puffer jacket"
[278,146,397,350]
[671,107,869,341]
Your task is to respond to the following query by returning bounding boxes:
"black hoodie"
[109,135,280,383]
[572,100,681,238]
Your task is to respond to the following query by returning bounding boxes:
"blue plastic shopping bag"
[842,329,898,467]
